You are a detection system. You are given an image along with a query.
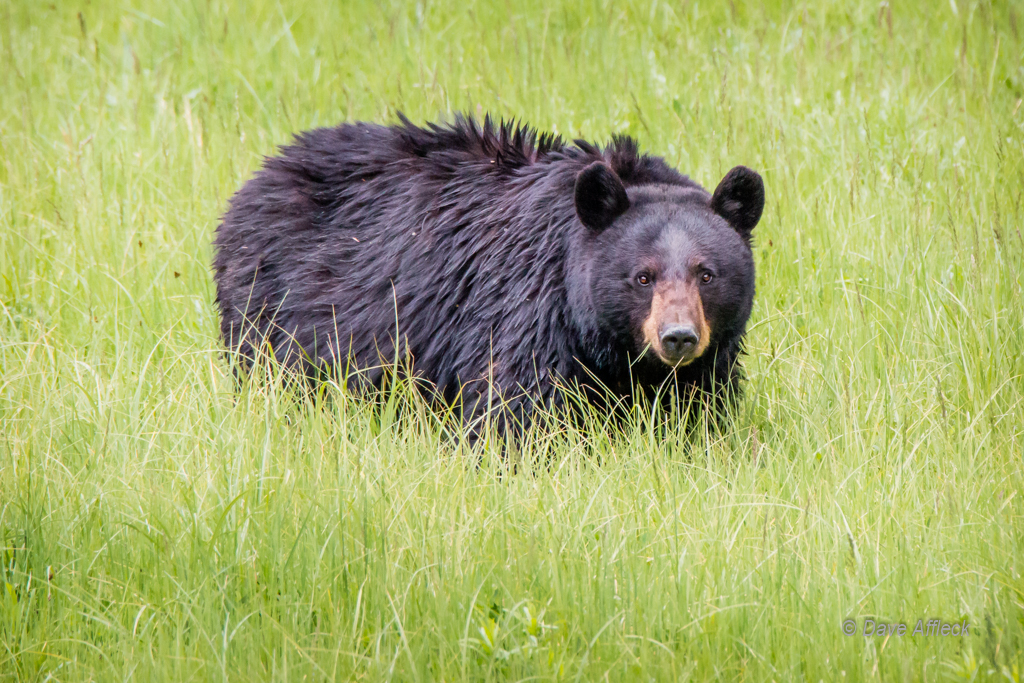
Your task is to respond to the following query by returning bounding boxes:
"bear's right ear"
[575,161,630,232]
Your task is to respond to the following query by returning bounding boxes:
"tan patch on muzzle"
[641,279,710,365]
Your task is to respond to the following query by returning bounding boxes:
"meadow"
[2,0,1023,680]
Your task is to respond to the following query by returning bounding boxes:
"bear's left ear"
[575,161,630,232]
[711,166,765,239]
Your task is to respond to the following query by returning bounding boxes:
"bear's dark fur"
[213,114,764,436]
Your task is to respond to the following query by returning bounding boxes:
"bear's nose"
[660,325,699,361]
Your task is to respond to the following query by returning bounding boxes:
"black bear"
[213,114,764,436]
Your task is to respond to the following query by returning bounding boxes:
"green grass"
[2,0,1023,680]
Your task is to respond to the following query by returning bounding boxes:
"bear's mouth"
[650,335,707,366]
[640,281,710,367]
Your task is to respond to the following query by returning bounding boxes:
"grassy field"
[2,0,1023,680]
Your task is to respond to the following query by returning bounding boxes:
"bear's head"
[574,161,764,372]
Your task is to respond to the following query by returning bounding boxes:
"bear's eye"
[700,271,713,284]
[636,273,653,287]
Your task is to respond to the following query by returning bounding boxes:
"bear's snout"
[660,325,699,363]
[641,280,711,366]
